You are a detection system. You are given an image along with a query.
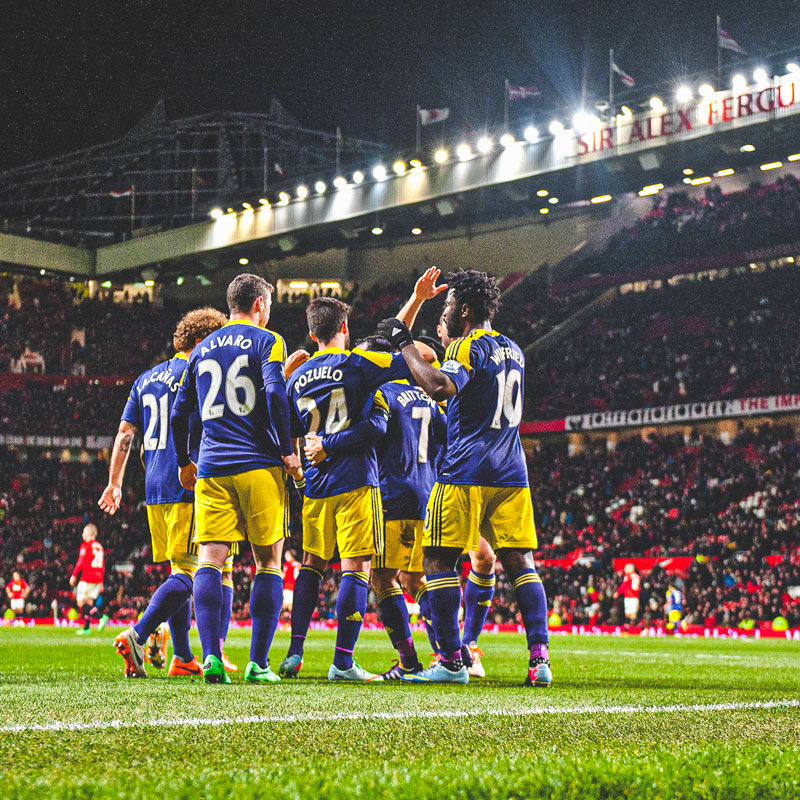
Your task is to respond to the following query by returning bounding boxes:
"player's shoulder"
[350,346,396,369]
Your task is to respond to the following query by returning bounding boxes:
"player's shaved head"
[226,273,274,314]
[173,307,228,351]
[82,524,97,541]
[307,297,350,345]
[443,269,501,339]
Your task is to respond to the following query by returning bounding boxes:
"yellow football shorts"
[302,485,384,561]
[146,501,195,564]
[375,519,424,572]
[423,483,537,552]
[668,609,682,624]
[194,467,289,547]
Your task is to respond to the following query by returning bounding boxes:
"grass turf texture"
[1,628,799,799]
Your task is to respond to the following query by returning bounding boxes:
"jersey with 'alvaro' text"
[172,320,287,478]
[287,346,411,498]
[438,329,528,487]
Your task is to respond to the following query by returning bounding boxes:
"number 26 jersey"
[438,329,528,488]
[172,320,287,478]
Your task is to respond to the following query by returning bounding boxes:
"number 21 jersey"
[438,329,528,487]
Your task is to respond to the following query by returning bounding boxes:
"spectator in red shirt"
[6,570,30,616]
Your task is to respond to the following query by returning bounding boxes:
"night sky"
[4,0,800,170]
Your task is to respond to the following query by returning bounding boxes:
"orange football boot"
[221,649,239,673]
[168,655,203,677]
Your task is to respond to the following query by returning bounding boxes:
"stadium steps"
[523,286,618,359]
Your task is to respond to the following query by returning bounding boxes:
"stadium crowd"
[572,175,800,279]
[3,425,798,632]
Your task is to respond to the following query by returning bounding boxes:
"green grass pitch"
[1,626,799,799]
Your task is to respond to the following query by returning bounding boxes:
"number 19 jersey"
[122,353,193,505]
[172,320,287,478]
[438,329,528,487]
[287,346,411,499]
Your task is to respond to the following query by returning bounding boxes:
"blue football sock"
[378,587,419,665]
[512,568,550,651]
[249,569,283,669]
[168,597,193,663]
[219,583,234,649]
[287,565,323,659]
[333,571,369,670]
[426,571,462,660]
[416,585,439,652]
[194,564,223,660]
[133,572,193,646]
[462,569,495,646]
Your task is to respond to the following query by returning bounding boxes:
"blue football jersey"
[374,380,447,521]
[122,354,194,505]
[438,329,528,487]
[172,320,288,479]
[287,346,411,498]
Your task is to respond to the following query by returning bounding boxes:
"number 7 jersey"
[438,329,528,487]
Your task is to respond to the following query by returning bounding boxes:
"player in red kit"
[69,524,109,635]
[6,571,30,617]
[614,563,641,624]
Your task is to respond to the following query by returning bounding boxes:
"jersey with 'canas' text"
[172,320,287,479]
[287,346,411,498]
[122,354,199,505]
[375,380,447,521]
[438,329,528,487]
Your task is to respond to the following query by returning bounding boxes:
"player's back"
[287,346,409,498]
[78,540,105,582]
[177,321,286,477]
[439,329,527,487]
[123,355,193,505]
[376,380,445,521]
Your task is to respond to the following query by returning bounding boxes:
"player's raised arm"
[397,266,448,329]
[376,318,457,402]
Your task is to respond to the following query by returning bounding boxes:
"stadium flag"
[506,83,541,100]
[418,107,450,125]
[109,188,132,198]
[612,62,636,87]
[718,23,746,54]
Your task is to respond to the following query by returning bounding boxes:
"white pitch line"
[2,699,798,735]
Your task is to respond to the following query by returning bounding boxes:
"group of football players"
[98,266,552,687]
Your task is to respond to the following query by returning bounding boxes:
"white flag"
[418,107,450,126]
[718,26,746,55]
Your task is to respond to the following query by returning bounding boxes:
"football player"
[100,307,228,677]
[171,274,302,684]
[378,269,552,687]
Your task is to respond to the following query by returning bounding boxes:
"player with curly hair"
[99,306,228,678]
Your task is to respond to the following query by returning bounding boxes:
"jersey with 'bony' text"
[438,329,528,487]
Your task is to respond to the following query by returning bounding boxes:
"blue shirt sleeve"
[321,389,390,454]
[261,332,292,456]
[170,359,197,467]
[439,337,473,394]
[120,381,141,427]
[351,348,412,388]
